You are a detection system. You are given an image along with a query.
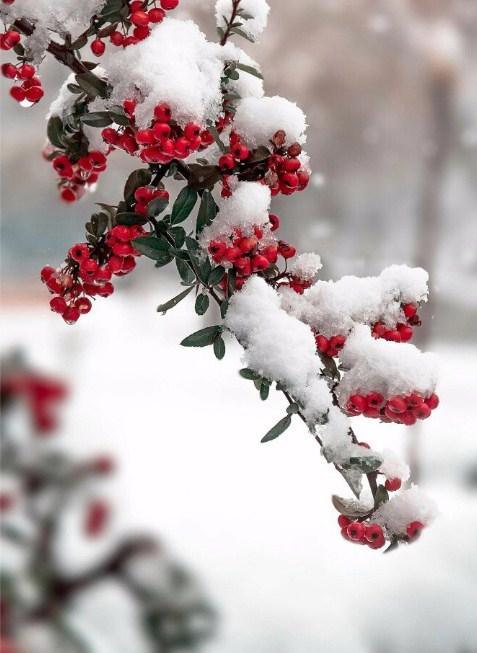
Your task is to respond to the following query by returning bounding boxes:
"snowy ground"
[1,282,477,653]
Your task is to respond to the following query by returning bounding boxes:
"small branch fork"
[219,0,242,46]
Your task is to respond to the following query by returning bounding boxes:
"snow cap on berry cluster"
[280,265,428,337]
[378,449,410,483]
[215,0,270,40]
[319,405,381,467]
[225,277,332,424]
[2,0,105,58]
[200,181,271,246]
[288,253,322,283]
[102,19,227,128]
[373,486,437,535]
[336,325,438,401]
[233,96,308,148]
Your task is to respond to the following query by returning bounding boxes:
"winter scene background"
[1,0,477,652]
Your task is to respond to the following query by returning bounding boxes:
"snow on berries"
[41,222,145,324]
[373,486,437,538]
[233,96,307,149]
[336,325,439,425]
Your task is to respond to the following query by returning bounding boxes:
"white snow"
[215,0,270,41]
[373,486,438,535]
[337,325,438,400]
[200,181,271,245]
[379,448,410,482]
[233,95,308,148]
[220,43,264,99]
[281,265,428,337]
[288,253,322,282]
[224,276,331,424]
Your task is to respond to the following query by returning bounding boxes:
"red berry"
[133,25,150,40]
[129,0,144,11]
[60,187,77,202]
[219,153,236,171]
[346,521,365,541]
[231,143,250,161]
[76,297,92,314]
[208,240,227,262]
[403,303,417,319]
[234,257,252,276]
[0,493,14,512]
[102,127,119,144]
[3,30,21,48]
[397,324,413,342]
[347,394,367,414]
[251,254,270,272]
[24,85,44,103]
[110,31,125,46]
[269,213,280,231]
[406,392,423,408]
[425,393,439,410]
[368,533,386,549]
[366,392,384,409]
[97,282,114,297]
[385,477,402,492]
[153,102,172,122]
[1,63,17,79]
[63,306,80,324]
[80,259,99,280]
[40,265,55,283]
[84,500,109,536]
[387,396,407,414]
[406,521,424,539]
[89,151,107,170]
[134,185,154,204]
[160,0,179,8]
[284,157,301,172]
[131,10,149,26]
[91,39,106,56]
[50,296,67,314]
[281,172,299,189]
[224,246,241,262]
[278,241,296,259]
[287,143,302,157]
[413,402,431,420]
[108,256,123,273]
[152,121,171,140]
[149,7,165,22]
[111,225,132,242]
[9,86,25,102]
[329,335,346,351]
[123,98,137,117]
[174,136,192,158]
[364,523,384,542]
[400,410,417,426]
[315,335,329,353]
[121,256,136,273]
[91,455,115,474]
[69,243,90,262]
[372,321,387,338]
[17,63,35,79]
[95,265,112,282]
[337,515,351,528]
[297,170,310,189]
[183,122,201,140]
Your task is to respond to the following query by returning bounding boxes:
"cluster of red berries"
[84,499,110,537]
[132,184,169,215]
[91,0,179,55]
[50,151,108,202]
[372,302,421,343]
[208,215,297,290]
[2,60,45,105]
[338,515,425,548]
[102,99,214,163]
[0,28,20,51]
[345,391,439,425]
[219,130,310,198]
[0,371,67,433]
[40,223,145,323]
[315,333,346,358]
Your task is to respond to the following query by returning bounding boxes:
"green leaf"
[66,83,84,94]
[206,125,227,153]
[115,212,147,225]
[80,111,112,127]
[235,62,263,79]
[157,286,194,314]
[47,116,64,149]
[109,111,130,126]
[213,336,226,360]
[132,236,170,260]
[147,196,169,217]
[169,226,186,248]
[207,266,225,287]
[195,293,210,316]
[374,485,390,510]
[232,27,255,43]
[181,325,222,347]
[286,403,300,415]
[239,368,260,380]
[260,382,270,401]
[75,71,108,99]
[343,456,383,474]
[261,415,292,443]
[124,168,152,204]
[220,299,229,319]
[331,495,372,518]
[176,257,195,284]
[171,186,198,225]
[196,190,218,234]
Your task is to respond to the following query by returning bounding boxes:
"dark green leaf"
[286,403,300,415]
[232,26,256,42]
[181,325,222,347]
[132,236,170,260]
[260,382,270,400]
[109,111,130,126]
[220,299,229,319]
[66,83,84,94]
[331,495,372,518]
[157,286,194,314]
[235,62,263,79]
[207,266,225,287]
[196,190,218,234]
[47,116,64,149]
[206,126,227,153]
[261,415,292,443]
[171,186,198,225]
[344,456,383,474]
[80,112,112,127]
[188,164,222,191]
[213,336,226,360]
[176,257,195,284]
[169,226,186,248]
[147,196,169,217]
[195,293,210,316]
[374,485,390,510]
[75,71,108,99]
[116,212,147,226]
[124,168,152,203]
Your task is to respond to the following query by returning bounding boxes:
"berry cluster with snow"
[3,0,440,553]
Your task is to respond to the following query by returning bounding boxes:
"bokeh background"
[2,0,477,651]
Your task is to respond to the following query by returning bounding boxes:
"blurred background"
[1,0,477,651]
